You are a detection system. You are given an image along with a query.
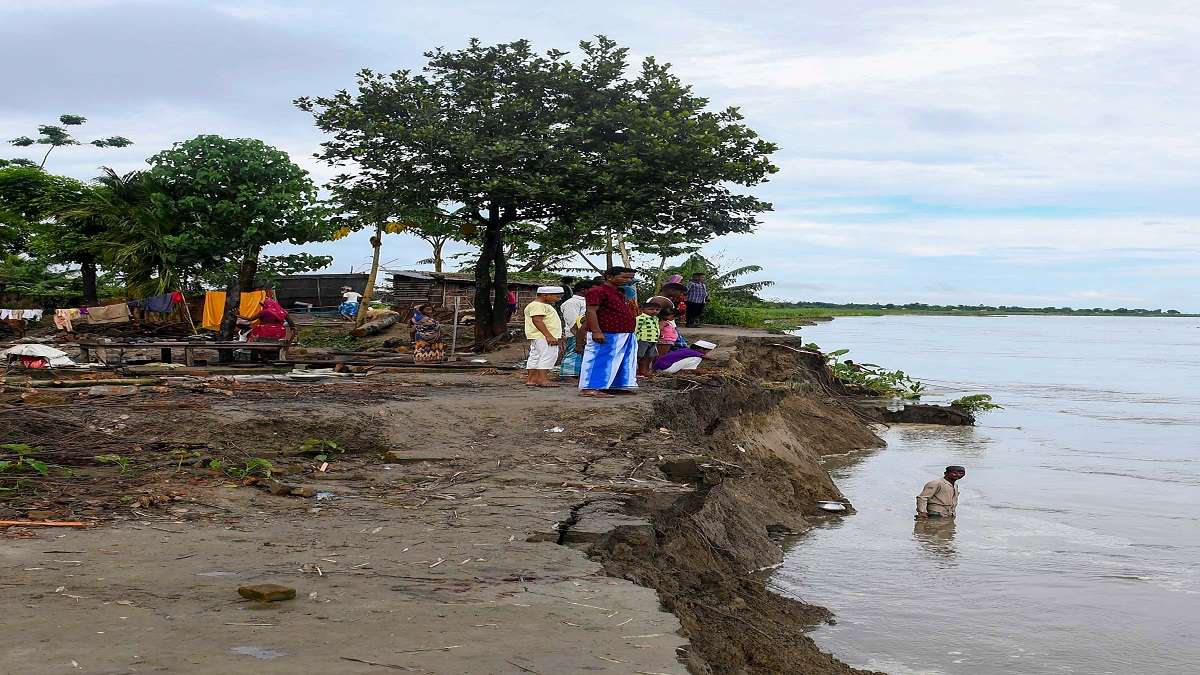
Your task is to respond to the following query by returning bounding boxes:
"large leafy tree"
[0,166,111,302]
[0,253,82,303]
[299,36,776,343]
[0,166,157,303]
[146,135,326,339]
[8,114,132,169]
[0,166,59,254]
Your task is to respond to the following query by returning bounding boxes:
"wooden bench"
[76,340,289,366]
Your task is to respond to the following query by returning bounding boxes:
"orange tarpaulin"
[201,290,270,331]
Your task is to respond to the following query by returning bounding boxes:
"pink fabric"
[249,324,287,340]
[249,298,288,341]
[659,320,678,344]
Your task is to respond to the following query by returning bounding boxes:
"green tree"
[0,165,114,301]
[0,253,82,303]
[146,135,326,340]
[299,37,776,343]
[8,114,132,169]
[0,166,58,254]
[404,207,467,273]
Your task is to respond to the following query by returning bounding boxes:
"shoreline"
[2,332,888,674]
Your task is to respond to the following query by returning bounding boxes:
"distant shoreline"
[720,305,1198,330]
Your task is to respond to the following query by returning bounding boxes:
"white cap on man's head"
[536,286,564,294]
[693,340,717,349]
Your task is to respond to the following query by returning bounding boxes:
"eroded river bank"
[3,332,898,674]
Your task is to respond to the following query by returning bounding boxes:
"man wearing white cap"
[524,286,565,386]
[652,340,716,374]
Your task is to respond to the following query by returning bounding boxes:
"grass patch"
[296,326,357,348]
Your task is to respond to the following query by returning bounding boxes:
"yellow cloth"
[523,301,562,339]
[201,290,269,330]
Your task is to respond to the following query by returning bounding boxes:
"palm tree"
[667,253,774,304]
[51,168,180,299]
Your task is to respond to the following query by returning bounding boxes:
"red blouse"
[585,284,636,333]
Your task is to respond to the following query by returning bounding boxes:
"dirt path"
[2,336,883,675]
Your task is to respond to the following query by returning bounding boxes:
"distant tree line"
[761,300,1186,316]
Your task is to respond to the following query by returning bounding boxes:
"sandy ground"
[2,330,880,675]
[2,342,695,674]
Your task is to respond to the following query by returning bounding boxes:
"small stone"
[263,480,295,496]
[237,583,296,603]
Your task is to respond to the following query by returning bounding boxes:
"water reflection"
[913,517,958,563]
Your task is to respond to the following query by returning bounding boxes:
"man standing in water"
[915,466,965,518]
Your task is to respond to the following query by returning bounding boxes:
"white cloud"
[5,0,1200,309]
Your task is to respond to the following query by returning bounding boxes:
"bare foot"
[580,390,615,398]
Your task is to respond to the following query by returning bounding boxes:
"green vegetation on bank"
[758,301,1193,318]
[703,302,1196,330]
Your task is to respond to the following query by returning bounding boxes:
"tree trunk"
[472,208,502,346]
[617,234,633,268]
[351,310,399,337]
[355,224,384,327]
[432,239,444,273]
[238,248,260,291]
[655,254,669,292]
[491,217,509,340]
[79,255,99,305]
[218,254,255,347]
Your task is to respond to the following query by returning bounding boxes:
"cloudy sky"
[4,0,1198,310]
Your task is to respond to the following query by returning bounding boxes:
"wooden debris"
[0,520,89,528]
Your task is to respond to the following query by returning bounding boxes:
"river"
[774,315,1200,675]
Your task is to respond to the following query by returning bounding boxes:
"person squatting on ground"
[558,280,594,378]
[634,302,662,377]
[524,286,564,387]
[916,465,966,518]
[338,286,362,320]
[685,272,710,327]
[652,339,716,373]
[579,267,639,398]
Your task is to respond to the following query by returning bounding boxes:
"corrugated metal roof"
[389,270,436,281]
[387,270,543,286]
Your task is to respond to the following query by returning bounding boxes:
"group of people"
[523,267,718,397]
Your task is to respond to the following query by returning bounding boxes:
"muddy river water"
[775,315,1200,674]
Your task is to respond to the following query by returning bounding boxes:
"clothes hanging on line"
[201,290,270,331]
[1,309,45,320]
[84,303,131,325]
[54,308,81,332]
[128,293,177,313]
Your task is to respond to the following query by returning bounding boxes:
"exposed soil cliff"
[563,336,888,674]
